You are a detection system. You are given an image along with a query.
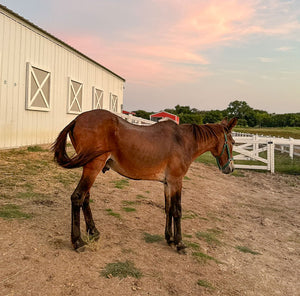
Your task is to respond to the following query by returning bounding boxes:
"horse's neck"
[191,125,219,158]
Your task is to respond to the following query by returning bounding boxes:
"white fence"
[232,132,300,173]
[115,112,154,125]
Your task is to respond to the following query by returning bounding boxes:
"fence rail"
[232,132,300,159]
[114,112,154,125]
[232,132,300,173]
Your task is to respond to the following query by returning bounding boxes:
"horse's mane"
[191,123,225,142]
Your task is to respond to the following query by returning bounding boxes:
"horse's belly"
[105,157,165,181]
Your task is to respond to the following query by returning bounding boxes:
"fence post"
[268,141,275,174]
[254,134,259,157]
[267,141,275,173]
[289,138,294,159]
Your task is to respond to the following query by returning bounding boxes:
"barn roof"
[150,111,179,119]
[0,4,125,82]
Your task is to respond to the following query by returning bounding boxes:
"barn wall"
[0,7,124,149]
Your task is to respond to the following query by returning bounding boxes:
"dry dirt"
[0,148,299,296]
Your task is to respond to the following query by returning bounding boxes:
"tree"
[225,100,253,119]
[174,105,191,114]
[225,100,259,127]
[133,110,153,120]
[203,110,223,123]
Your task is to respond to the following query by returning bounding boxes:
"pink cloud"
[58,0,300,86]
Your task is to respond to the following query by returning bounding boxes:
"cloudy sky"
[3,0,300,113]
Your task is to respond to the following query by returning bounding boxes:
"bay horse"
[52,109,237,252]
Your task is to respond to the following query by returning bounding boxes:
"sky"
[2,0,300,114]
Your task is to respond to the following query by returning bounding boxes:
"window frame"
[67,78,83,114]
[109,93,118,112]
[92,87,104,110]
[25,62,51,112]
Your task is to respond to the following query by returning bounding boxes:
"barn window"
[93,87,103,109]
[110,93,118,112]
[68,79,83,114]
[26,63,51,111]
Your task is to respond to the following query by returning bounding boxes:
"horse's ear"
[227,117,238,131]
[220,117,228,125]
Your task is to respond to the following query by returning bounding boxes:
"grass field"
[233,126,300,139]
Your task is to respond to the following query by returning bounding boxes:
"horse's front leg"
[82,191,100,241]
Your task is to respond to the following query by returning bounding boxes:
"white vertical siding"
[0,7,124,149]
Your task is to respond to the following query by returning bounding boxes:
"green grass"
[192,251,222,264]
[105,209,121,218]
[101,260,142,279]
[235,150,300,175]
[231,170,245,177]
[196,229,223,246]
[273,152,300,175]
[0,204,32,219]
[54,171,81,186]
[112,179,129,189]
[143,232,164,243]
[195,152,216,166]
[122,200,140,206]
[234,126,300,139]
[235,246,261,255]
[122,207,136,212]
[184,176,191,180]
[182,210,198,220]
[197,279,215,290]
[183,240,200,250]
[27,145,46,152]
[136,194,147,199]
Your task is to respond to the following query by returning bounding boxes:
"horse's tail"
[52,120,106,169]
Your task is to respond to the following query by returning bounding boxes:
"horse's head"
[211,117,238,174]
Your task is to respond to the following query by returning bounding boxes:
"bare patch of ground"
[0,148,299,295]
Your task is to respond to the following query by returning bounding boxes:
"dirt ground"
[0,148,299,296]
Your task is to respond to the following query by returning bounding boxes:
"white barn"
[0,4,125,149]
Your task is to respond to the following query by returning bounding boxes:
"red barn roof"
[150,111,179,124]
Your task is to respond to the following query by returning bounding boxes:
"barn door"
[26,63,51,111]
[109,93,118,112]
[68,79,83,114]
[93,87,103,109]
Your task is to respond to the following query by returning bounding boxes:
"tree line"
[133,100,300,127]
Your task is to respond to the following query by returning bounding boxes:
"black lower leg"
[71,203,86,250]
[165,211,173,244]
[172,191,186,251]
[70,179,90,250]
[82,193,100,240]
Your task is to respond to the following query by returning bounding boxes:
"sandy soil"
[0,149,299,296]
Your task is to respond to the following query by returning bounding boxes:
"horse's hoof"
[176,242,187,254]
[88,228,100,241]
[75,244,86,253]
[73,238,87,252]
[167,238,175,246]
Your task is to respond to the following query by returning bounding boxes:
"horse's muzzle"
[222,160,235,174]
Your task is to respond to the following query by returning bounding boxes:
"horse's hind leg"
[82,191,100,241]
[164,183,173,245]
[71,154,109,251]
